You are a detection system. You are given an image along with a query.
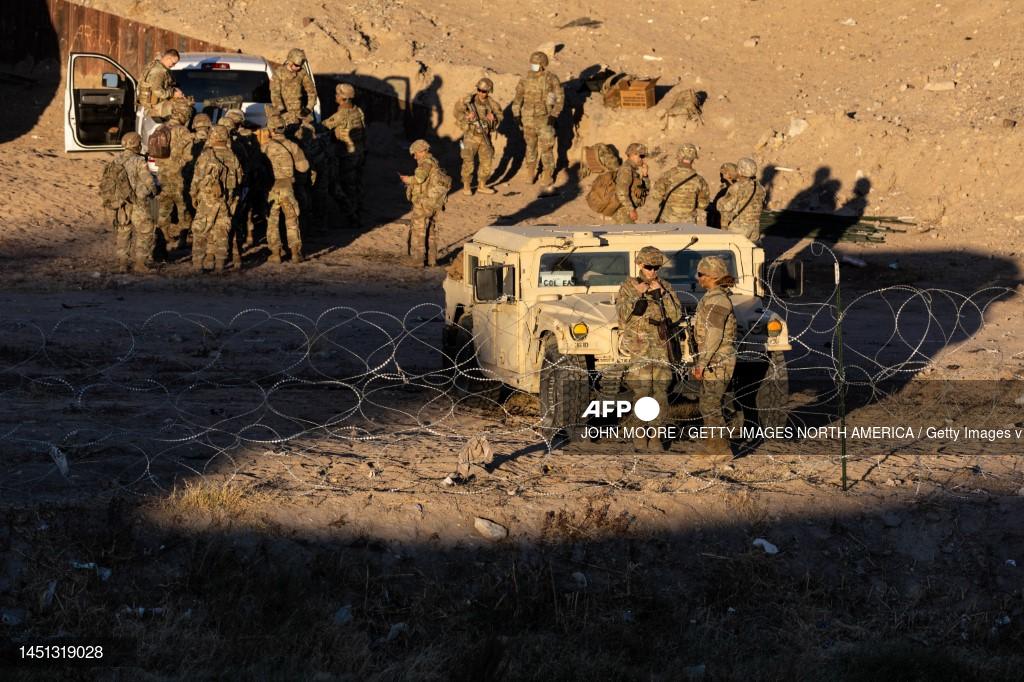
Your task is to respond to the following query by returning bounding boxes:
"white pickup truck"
[63,51,320,153]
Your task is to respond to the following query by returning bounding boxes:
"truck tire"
[754,351,789,428]
[538,335,589,443]
[442,314,500,404]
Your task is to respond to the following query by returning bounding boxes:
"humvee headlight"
[766,319,784,337]
[570,322,589,340]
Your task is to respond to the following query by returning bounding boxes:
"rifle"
[649,289,682,364]
[467,97,494,151]
[201,95,244,112]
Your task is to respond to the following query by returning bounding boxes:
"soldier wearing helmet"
[615,245,683,450]
[155,101,197,257]
[400,140,450,266]
[261,113,311,264]
[322,81,366,225]
[455,76,503,196]
[718,157,765,242]
[100,132,157,273]
[609,142,650,224]
[270,47,318,126]
[511,51,564,195]
[189,123,241,273]
[692,255,738,462]
[710,162,738,227]
[649,142,710,225]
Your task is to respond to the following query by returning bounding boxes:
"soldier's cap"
[121,131,142,150]
[529,51,549,67]
[286,48,307,66]
[697,255,729,278]
[678,142,699,161]
[336,83,355,99]
[737,157,757,178]
[409,139,430,155]
[720,161,738,175]
[636,246,666,267]
[626,142,648,157]
[476,77,494,92]
[191,113,212,129]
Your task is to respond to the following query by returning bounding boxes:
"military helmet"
[720,162,738,177]
[224,109,246,124]
[121,132,142,151]
[267,114,286,131]
[208,125,230,146]
[737,157,757,178]
[409,139,430,155]
[678,143,699,161]
[218,116,237,131]
[286,48,307,66]
[625,142,648,157]
[336,83,355,99]
[697,255,729,278]
[636,246,666,267]
[529,51,549,67]
[192,113,212,129]
[476,78,494,92]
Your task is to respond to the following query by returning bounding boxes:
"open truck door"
[64,52,137,152]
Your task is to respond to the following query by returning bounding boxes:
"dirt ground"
[2,1,1024,679]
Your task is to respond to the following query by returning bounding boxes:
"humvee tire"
[442,314,501,404]
[538,335,589,443]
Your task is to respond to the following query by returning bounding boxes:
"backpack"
[583,143,620,177]
[586,171,620,216]
[99,156,133,210]
[148,124,172,159]
[426,164,452,211]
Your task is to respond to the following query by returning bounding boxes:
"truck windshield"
[173,69,271,103]
[659,250,737,290]
[538,251,629,287]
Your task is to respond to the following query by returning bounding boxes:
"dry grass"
[159,478,277,525]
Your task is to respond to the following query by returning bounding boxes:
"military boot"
[698,436,733,464]
[267,251,282,264]
[461,187,473,196]
[202,254,215,270]
[633,435,649,451]
[132,258,152,274]
[232,250,243,270]
[116,259,130,274]
[291,246,304,263]
[213,257,225,274]
[477,185,496,195]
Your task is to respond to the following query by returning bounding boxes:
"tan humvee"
[442,223,794,436]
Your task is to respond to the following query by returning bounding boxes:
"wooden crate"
[619,78,658,109]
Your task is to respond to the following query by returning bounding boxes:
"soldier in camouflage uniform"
[103,132,157,273]
[262,115,310,263]
[710,162,738,228]
[611,143,650,224]
[190,125,241,273]
[692,255,737,461]
[400,139,449,267]
[616,246,683,450]
[455,78,503,195]
[155,100,196,253]
[137,49,183,119]
[649,143,710,225]
[511,52,563,195]
[322,83,366,225]
[270,48,318,126]
[220,109,264,260]
[719,157,765,242]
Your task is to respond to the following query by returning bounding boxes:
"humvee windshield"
[660,250,737,290]
[538,251,630,287]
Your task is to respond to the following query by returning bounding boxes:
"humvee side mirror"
[101,72,121,88]
[474,266,502,301]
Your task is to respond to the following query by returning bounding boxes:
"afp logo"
[581,397,661,422]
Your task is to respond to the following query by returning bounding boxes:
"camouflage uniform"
[262,117,310,262]
[455,79,503,193]
[710,162,738,228]
[649,144,709,224]
[221,111,262,260]
[511,52,563,190]
[615,246,682,447]
[611,150,650,224]
[190,126,241,272]
[105,134,157,272]
[156,107,196,247]
[719,157,765,242]
[270,48,317,125]
[137,58,176,115]
[404,140,448,267]
[693,256,737,458]
[322,83,365,223]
